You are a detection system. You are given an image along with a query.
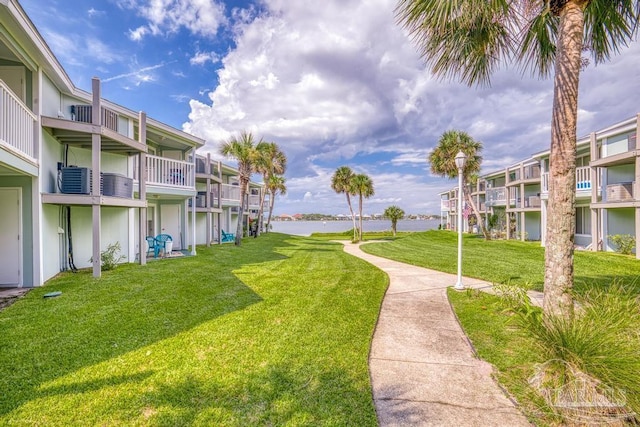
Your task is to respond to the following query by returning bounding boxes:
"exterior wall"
[41,74,62,118]
[605,208,635,252]
[42,204,62,282]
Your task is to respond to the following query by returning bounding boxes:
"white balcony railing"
[441,199,450,210]
[143,155,194,189]
[248,194,261,208]
[0,80,37,160]
[541,166,592,193]
[221,183,241,204]
[486,187,506,206]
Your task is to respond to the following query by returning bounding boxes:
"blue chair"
[221,230,235,243]
[146,236,160,258]
[155,234,173,256]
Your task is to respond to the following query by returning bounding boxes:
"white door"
[160,204,182,249]
[0,188,22,286]
[0,66,26,102]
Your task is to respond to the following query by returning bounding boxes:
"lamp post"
[454,151,467,290]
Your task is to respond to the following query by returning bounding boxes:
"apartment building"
[0,0,264,287]
[441,114,640,258]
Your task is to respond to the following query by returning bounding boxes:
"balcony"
[190,190,220,210]
[195,156,221,177]
[441,199,451,210]
[71,104,119,132]
[221,183,241,205]
[248,194,261,208]
[142,155,195,190]
[0,80,37,165]
[541,166,594,194]
[486,187,506,207]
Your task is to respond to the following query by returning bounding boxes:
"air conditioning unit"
[61,167,91,194]
[102,173,133,198]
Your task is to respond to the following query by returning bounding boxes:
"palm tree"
[331,166,358,241]
[351,174,375,241]
[266,175,287,232]
[383,205,405,236]
[219,131,260,246]
[396,0,639,318]
[429,130,490,240]
[255,141,287,235]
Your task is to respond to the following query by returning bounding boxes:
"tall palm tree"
[331,166,358,241]
[397,0,639,318]
[255,141,287,236]
[219,131,260,246]
[383,205,405,236]
[266,175,287,232]
[429,130,490,240]
[351,174,375,241]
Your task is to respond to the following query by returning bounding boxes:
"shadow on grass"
[0,233,296,417]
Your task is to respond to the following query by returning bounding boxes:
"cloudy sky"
[21,0,640,216]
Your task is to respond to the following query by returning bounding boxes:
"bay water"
[269,219,441,236]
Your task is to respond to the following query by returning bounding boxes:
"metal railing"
[142,155,195,189]
[248,194,261,208]
[72,104,118,132]
[0,80,37,160]
[486,187,506,206]
[541,166,592,193]
[221,183,241,203]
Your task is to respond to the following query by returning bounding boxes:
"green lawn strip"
[310,230,414,241]
[0,233,387,426]
[448,289,561,426]
[360,230,640,293]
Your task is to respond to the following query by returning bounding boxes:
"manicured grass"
[447,290,560,425]
[360,230,640,293]
[0,233,387,426]
[310,230,414,241]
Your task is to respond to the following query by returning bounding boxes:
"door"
[160,204,182,249]
[0,188,22,286]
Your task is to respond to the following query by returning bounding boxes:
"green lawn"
[362,230,640,424]
[360,230,640,293]
[0,233,387,426]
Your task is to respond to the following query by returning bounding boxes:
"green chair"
[221,230,235,243]
[155,234,173,256]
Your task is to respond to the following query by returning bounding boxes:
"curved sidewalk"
[340,242,531,427]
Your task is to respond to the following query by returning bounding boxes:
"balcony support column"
[91,78,102,278]
[139,112,147,265]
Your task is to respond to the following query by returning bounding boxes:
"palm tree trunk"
[256,184,267,236]
[346,194,357,241]
[392,221,397,237]
[463,187,490,240]
[235,179,248,246]
[266,190,275,232]
[543,0,584,319]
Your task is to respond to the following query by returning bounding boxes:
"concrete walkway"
[339,242,532,427]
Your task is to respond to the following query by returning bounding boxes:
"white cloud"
[190,51,220,65]
[183,0,640,216]
[120,0,227,40]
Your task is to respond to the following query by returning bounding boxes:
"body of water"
[269,219,441,236]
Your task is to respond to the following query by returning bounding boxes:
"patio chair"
[155,233,173,256]
[221,230,235,243]
[146,236,160,258]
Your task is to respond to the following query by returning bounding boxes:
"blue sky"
[21,0,640,216]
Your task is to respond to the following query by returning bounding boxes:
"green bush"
[609,234,636,255]
[499,283,640,423]
[90,242,126,271]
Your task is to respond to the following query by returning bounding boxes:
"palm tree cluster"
[397,0,639,319]
[220,131,287,245]
[331,166,375,242]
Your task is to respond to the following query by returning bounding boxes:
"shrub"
[609,234,635,255]
[499,283,640,424]
[90,242,126,271]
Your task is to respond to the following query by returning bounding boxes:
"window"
[576,206,591,235]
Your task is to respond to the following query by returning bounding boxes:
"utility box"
[61,167,91,194]
[102,173,133,198]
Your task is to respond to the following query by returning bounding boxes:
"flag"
[463,203,471,219]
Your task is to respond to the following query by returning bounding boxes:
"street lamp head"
[454,151,467,171]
